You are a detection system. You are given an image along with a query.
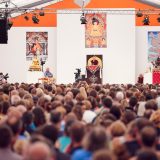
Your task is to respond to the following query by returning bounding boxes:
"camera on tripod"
[3,73,9,80]
[74,68,81,81]
[0,73,9,85]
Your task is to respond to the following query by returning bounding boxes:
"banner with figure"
[85,14,106,48]
[26,32,48,61]
[148,31,160,62]
[86,55,103,84]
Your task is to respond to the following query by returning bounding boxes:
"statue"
[29,55,41,71]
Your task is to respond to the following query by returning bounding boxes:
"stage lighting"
[136,9,143,17]
[39,11,45,16]
[80,13,87,24]
[157,14,160,23]
[7,20,13,30]
[24,15,29,21]
[32,14,39,24]
[143,15,150,25]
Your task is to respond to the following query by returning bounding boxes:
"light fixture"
[39,10,45,16]
[32,14,39,24]
[7,19,13,30]
[80,12,87,24]
[143,14,150,25]
[157,14,160,22]
[136,9,143,17]
[24,15,29,21]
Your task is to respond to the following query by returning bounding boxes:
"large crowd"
[0,81,160,160]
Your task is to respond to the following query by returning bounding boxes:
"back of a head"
[25,142,52,160]
[93,150,117,160]
[0,124,13,148]
[121,109,136,125]
[110,121,126,138]
[32,107,46,127]
[116,91,124,101]
[50,110,62,124]
[110,106,121,120]
[140,126,157,147]
[137,149,158,160]
[70,121,85,143]
[6,117,22,136]
[83,126,108,152]
[145,100,158,111]
[102,97,112,109]
[89,89,97,98]
[129,96,138,108]
[40,124,58,145]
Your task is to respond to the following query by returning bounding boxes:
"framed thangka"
[26,32,48,61]
[148,31,160,62]
[85,14,106,48]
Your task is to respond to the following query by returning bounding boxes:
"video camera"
[74,68,81,81]
[0,73,9,85]
[0,73,9,80]
[3,73,9,80]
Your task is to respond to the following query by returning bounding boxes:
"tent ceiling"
[74,0,91,7]
[0,0,63,17]
[0,0,63,8]
[136,0,160,8]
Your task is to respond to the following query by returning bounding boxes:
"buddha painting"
[85,14,106,48]
[89,18,103,37]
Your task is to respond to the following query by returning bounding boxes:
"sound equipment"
[0,18,8,44]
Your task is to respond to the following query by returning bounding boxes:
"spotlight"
[80,13,87,24]
[39,11,45,16]
[32,14,39,24]
[157,14,160,22]
[24,15,29,21]
[7,20,13,30]
[143,15,150,25]
[136,9,143,17]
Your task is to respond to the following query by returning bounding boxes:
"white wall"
[136,27,160,78]
[57,9,136,84]
[0,27,56,83]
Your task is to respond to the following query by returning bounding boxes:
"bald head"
[25,142,53,160]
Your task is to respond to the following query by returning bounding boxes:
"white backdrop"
[57,9,136,84]
[0,27,56,83]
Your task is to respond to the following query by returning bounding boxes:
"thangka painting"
[85,14,106,48]
[148,31,160,62]
[26,32,48,61]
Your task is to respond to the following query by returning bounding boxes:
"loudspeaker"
[0,18,8,44]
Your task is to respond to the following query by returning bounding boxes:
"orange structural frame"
[12,0,160,27]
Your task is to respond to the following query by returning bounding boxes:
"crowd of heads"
[1,81,160,160]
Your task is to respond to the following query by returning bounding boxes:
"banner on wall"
[85,14,106,48]
[26,32,48,61]
[86,55,103,84]
[148,31,160,62]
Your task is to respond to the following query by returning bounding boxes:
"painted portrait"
[85,14,107,48]
[26,32,48,61]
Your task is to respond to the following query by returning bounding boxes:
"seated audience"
[1,82,160,160]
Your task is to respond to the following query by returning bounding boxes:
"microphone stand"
[40,59,45,72]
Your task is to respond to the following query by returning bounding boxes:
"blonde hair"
[150,110,160,127]
[110,121,126,138]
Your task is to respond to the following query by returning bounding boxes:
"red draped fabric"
[153,69,160,84]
